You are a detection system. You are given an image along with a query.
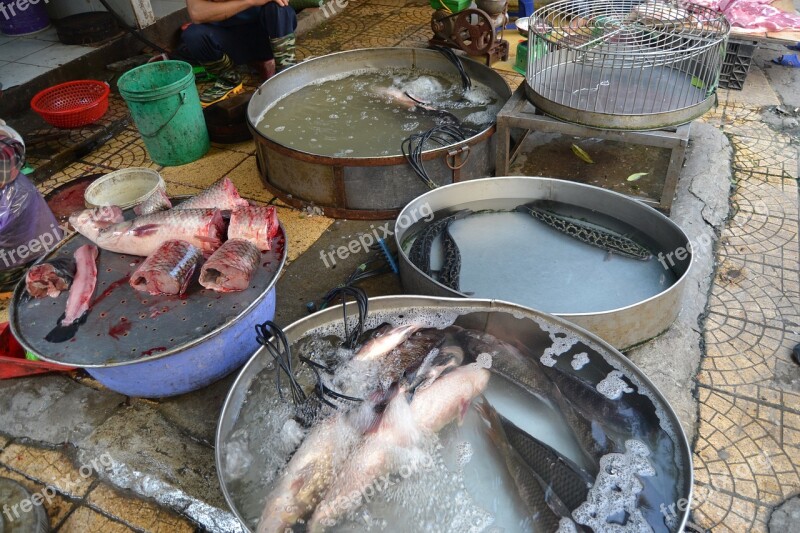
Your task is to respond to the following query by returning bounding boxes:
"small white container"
[84,168,164,210]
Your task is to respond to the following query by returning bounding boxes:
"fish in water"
[515,203,652,260]
[458,329,616,474]
[256,389,394,533]
[407,210,471,276]
[174,176,249,211]
[129,240,202,296]
[475,398,568,532]
[372,86,462,125]
[25,257,76,299]
[437,220,461,292]
[498,408,594,513]
[352,323,420,362]
[199,238,261,292]
[228,205,280,252]
[62,244,98,326]
[308,363,490,531]
[133,185,172,216]
[70,207,225,257]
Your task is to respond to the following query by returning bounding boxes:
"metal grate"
[526,0,730,129]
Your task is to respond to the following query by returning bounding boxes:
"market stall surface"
[0,0,798,531]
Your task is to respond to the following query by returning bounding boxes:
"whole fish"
[308,364,491,531]
[475,398,566,531]
[174,176,249,211]
[437,221,461,291]
[25,258,76,298]
[62,244,98,326]
[256,390,393,533]
[71,208,225,257]
[228,205,279,252]
[377,328,447,389]
[458,329,615,474]
[498,409,594,513]
[403,325,465,391]
[199,238,260,292]
[515,203,651,260]
[129,240,202,296]
[372,86,461,124]
[407,210,470,276]
[133,186,172,216]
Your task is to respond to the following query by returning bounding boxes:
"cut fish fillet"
[199,238,260,292]
[130,240,202,295]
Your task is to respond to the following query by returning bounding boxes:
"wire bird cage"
[526,0,730,130]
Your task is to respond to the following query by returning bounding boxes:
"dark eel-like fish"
[437,221,461,292]
[407,210,470,276]
[515,203,651,260]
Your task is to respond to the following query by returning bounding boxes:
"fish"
[256,390,394,533]
[403,326,465,391]
[407,210,470,276]
[437,221,461,291]
[352,324,420,362]
[308,364,491,530]
[457,329,615,474]
[68,206,125,242]
[71,208,225,257]
[174,177,249,211]
[129,240,202,296]
[377,328,447,389]
[515,203,652,260]
[62,244,98,326]
[228,205,279,252]
[199,238,261,292]
[498,408,594,513]
[372,86,462,125]
[25,258,76,298]
[475,398,567,531]
[133,186,172,216]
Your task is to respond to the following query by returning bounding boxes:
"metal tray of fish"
[9,214,286,368]
[216,296,692,532]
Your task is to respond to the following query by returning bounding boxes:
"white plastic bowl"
[84,168,164,210]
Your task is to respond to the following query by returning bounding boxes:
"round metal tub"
[216,296,692,532]
[9,224,286,398]
[248,48,511,220]
[394,177,693,350]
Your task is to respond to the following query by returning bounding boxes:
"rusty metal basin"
[247,48,511,220]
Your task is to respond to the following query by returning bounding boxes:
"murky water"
[255,68,502,157]
[221,311,685,533]
[403,204,677,314]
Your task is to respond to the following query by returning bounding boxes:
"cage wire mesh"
[526,0,730,129]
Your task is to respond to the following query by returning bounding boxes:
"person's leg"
[180,23,247,106]
[257,3,298,71]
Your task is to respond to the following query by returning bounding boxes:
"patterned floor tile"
[158,148,248,188]
[0,464,75,529]
[225,156,274,204]
[57,506,135,533]
[0,444,94,498]
[85,483,193,532]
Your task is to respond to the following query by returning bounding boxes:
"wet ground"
[0,0,799,531]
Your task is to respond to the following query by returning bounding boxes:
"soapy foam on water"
[537,321,581,367]
[597,370,635,400]
[573,439,656,533]
[571,352,590,370]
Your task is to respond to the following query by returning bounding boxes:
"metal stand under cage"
[495,85,689,213]
[526,0,730,130]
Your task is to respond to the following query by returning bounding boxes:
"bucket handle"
[139,91,187,138]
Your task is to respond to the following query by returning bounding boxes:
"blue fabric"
[180,4,297,64]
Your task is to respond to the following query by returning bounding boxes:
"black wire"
[402,124,473,190]
[430,45,472,91]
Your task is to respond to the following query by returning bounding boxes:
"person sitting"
[182,0,298,106]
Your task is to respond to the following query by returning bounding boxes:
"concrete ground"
[0,0,798,531]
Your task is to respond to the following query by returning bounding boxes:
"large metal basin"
[216,296,692,532]
[248,48,511,220]
[394,177,693,350]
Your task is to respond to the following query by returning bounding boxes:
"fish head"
[69,206,124,241]
[354,323,421,361]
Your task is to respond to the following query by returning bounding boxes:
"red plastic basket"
[0,322,76,379]
[31,80,110,129]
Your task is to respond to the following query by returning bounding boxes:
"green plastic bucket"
[118,61,210,166]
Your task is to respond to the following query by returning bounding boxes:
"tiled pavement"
[1,0,799,530]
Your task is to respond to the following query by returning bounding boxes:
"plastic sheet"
[0,174,63,272]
